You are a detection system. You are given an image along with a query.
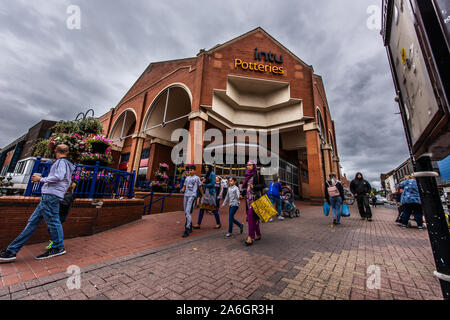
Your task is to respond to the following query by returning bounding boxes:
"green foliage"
[52,121,77,134]
[34,139,53,158]
[75,117,103,135]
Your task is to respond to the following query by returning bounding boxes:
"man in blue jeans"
[0,144,75,262]
[268,175,284,221]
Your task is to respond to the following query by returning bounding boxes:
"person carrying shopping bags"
[324,173,345,225]
[193,164,221,229]
[267,175,284,222]
[241,160,266,246]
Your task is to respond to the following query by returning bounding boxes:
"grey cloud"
[0,0,410,188]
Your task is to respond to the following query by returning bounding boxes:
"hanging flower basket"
[90,142,109,154]
[79,152,112,167]
[159,162,169,171]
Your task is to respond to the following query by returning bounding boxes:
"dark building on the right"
[381,0,450,299]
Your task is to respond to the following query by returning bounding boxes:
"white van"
[8,157,52,190]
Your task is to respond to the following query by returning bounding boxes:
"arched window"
[316,108,326,144]
[329,131,335,156]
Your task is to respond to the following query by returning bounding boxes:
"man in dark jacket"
[350,172,373,221]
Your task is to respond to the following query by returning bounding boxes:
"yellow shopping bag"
[251,195,278,223]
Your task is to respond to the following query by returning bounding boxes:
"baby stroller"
[281,186,300,218]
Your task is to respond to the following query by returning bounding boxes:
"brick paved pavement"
[0,203,444,300]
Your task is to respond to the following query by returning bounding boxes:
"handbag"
[341,204,350,217]
[200,189,217,210]
[251,194,278,223]
[323,202,330,216]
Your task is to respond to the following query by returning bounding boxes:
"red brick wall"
[199,30,315,117]
[145,143,174,180]
[0,196,144,248]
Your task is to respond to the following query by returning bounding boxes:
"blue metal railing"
[142,187,178,215]
[24,157,136,199]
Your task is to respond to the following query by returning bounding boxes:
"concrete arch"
[316,107,326,144]
[108,108,138,148]
[141,83,192,142]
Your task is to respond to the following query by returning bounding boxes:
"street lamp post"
[415,154,450,300]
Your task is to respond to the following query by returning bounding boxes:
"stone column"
[333,156,341,179]
[187,110,208,176]
[129,132,147,174]
[125,132,144,174]
[321,143,333,178]
[304,122,325,204]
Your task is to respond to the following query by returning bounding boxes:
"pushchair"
[281,186,300,218]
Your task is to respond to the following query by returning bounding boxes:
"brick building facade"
[0,120,56,176]
[98,28,341,201]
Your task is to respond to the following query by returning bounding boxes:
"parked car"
[375,195,388,205]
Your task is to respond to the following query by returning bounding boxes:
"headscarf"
[242,160,257,188]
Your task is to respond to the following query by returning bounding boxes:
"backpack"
[326,180,340,197]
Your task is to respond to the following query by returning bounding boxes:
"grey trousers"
[184,196,196,229]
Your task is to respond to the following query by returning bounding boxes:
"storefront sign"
[234,48,285,75]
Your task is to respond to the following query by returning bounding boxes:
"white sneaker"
[269,218,273,222]
[278,216,285,220]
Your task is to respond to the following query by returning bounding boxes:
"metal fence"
[24,157,136,199]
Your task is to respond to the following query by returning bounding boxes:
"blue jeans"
[197,209,221,225]
[401,203,423,227]
[330,196,342,223]
[228,206,242,233]
[269,196,282,216]
[7,194,64,254]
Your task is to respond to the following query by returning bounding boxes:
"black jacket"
[350,176,371,196]
[324,180,345,203]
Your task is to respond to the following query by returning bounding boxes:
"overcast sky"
[0,0,410,188]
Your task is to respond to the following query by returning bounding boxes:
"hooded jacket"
[350,172,371,196]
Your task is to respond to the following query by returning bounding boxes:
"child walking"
[222,177,243,238]
[267,175,284,222]
[180,165,203,238]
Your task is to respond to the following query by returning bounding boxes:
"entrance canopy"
[204,75,307,131]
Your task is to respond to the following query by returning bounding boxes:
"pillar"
[332,156,340,179]
[129,132,147,174]
[321,144,333,178]
[187,111,208,176]
[304,122,325,204]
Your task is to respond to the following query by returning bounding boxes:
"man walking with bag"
[350,172,373,221]
[0,144,75,262]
